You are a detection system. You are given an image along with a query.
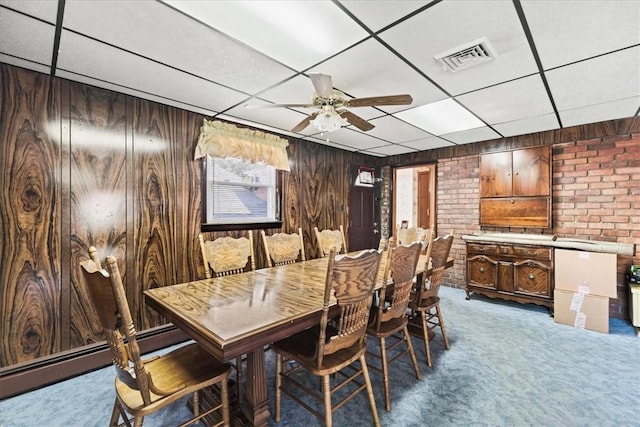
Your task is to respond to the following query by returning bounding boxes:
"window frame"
[200,156,284,232]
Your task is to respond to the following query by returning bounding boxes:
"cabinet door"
[514,260,551,297]
[480,151,512,197]
[497,261,514,293]
[468,255,498,289]
[512,146,550,197]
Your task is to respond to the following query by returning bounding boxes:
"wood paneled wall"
[0,64,374,370]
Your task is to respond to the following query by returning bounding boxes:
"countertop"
[461,232,635,256]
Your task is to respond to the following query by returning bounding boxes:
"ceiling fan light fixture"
[310,105,349,133]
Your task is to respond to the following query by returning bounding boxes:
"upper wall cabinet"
[480,146,551,228]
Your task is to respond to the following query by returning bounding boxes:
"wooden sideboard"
[465,241,554,311]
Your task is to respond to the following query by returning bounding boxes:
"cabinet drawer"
[513,246,551,260]
[467,243,499,256]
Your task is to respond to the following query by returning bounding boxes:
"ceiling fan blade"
[345,94,413,108]
[309,73,334,98]
[244,102,313,109]
[291,112,318,133]
[338,110,375,131]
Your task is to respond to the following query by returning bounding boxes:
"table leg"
[243,348,270,427]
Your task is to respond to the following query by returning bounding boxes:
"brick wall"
[434,132,640,318]
[552,133,640,317]
[436,154,480,288]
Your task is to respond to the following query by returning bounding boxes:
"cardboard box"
[554,249,617,298]
[554,289,609,333]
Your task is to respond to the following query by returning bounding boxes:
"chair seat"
[116,343,231,414]
[272,327,366,376]
[409,295,440,311]
[366,315,407,338]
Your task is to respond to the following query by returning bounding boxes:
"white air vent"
[434,37,496,72]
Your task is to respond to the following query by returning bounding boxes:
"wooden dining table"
[144,251,451,426]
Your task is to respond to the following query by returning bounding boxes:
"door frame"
[392,163,437,235]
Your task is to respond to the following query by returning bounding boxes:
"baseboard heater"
[0,325,188,399]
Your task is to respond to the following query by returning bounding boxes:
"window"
[203,155,282,230]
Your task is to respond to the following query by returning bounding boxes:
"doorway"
[392,164,436,235]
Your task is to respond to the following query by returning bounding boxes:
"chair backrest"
[316,248,382,368]
[416,230,454,302]
[199,231,256,278]
[80,251,156,405]
[261,228,306,267]
[314,225,347,257]
[396,226,429,247]
[372,241,423,330]
[430,229,454,269]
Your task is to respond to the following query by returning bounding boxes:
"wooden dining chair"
[198,231,255,404]
[80,249,231,427]
[408,230,455,367]
[198,231,256,278]
[366,239,423,411]
[314,225,347,257]
[260,228,305,267]
[272,248,383,427]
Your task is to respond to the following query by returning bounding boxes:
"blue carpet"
[1,286,639,426]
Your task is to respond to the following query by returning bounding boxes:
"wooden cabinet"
[465,241,554,311]
[480,146,551,227]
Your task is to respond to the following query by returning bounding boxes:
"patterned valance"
[194,119,290,171]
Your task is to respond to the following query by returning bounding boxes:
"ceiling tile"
[456,75,554,124]
[57,31,250,113]
[492,113,559,138]
[401,136,454,151]
[63,0,294,94]
[364,115,432,143]
[380,0,538,95]
[396,98,485,135]
[163,0,368,72]
[439,126,502,145]
[224,104,311,135]
[248,75,317,106]
[0,9,54,66]
[546,46,640,112]
[364,143,417,156]
[0,0,59,23]
[302,135,358,152]
[559,96,640,128]
[0,54,50,75]
[522,0,640,70]
[322,127,389,151]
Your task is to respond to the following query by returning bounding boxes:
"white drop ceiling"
[1,0,638,157]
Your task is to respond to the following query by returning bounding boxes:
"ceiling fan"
[247,73,413,133]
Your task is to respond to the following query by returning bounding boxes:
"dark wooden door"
[349,186,379,251]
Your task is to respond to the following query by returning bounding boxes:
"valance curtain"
[194,119,290,171]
